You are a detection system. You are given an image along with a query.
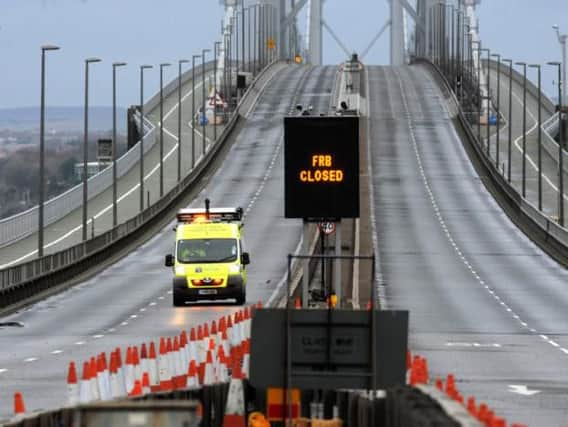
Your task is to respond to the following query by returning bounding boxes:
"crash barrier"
[417,57,568,265]
[1,305,523,427]
[0,61,282,307]
[0,61,217,248]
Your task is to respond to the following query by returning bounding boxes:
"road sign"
[318,221,335,235]
[284,116,360,219]
[267,37,276,50]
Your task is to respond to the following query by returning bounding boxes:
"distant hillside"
[0,106,127,132]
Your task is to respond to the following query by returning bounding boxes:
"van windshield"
[177,238,238,264]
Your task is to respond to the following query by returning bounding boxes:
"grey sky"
[0,0,566,108]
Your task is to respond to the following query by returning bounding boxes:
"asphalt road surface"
[0,64,337,420]
[368,64,568,425]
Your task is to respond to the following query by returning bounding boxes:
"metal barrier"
[0,61,280,303]
[0,63,215,248]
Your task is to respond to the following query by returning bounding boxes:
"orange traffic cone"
[141,372,151,395]
[148,341,160,392]
[13,392,25,416]
[159,337,173,391]
[187,359,200,389]
[221,374,246,427]
[129,379,142,397]
[294,297,301,308]
[67,361,79,405]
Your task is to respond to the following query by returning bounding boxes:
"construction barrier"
[1,307,525,427]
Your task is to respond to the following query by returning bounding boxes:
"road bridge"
[1,1,568,425]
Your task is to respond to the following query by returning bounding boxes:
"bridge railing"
[0,62,217,249]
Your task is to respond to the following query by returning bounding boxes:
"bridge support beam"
[390,0,405,65]
[308,0,323,65]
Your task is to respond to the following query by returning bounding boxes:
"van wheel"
[235,290,246,306]
[173,291,185,307]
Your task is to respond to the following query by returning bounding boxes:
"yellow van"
[164,202,250,306]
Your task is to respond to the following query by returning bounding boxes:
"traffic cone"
[96,353,110,401]
[366,300,372,310]
[445,373,456,397]
[148,341,160,392]
[180,331,189,380]
[132,346,142,386]
[79,361,92,403]
[435,377,443,391]
[124,347,135,394]
[221,376,246,427]
[231,348,244,380]
[187,359,200,389]
[115,348,126,397]
[129,379,142,397]
[158,337,173,391]
[203,350,215,385]
[89,356,100,401]
[467,397,477,417]
[140,343,149,382]
[241,339,250,379]
[173,336,185,389]
[13,392,25,417]
[67,361,79,405]
[294,297,301,308]
[109,352,123,399]
[141,372,151,395]
[216,344,229,383]
[188,328,199,367]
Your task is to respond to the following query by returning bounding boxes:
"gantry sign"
[284,116,359,219]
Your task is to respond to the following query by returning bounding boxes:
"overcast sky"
[0,0,566,108]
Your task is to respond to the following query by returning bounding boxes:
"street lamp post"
[553,25,567,105]
[214,42,222,142]
[159,63,171,198]
[491,53,501,169]
[112,62,127,228]
[502,58,513,182]
[177,59,189,183]
[192,55,201,168]
[242,1,246,72]
[529,65,543,212]
[202,49,211,156]
[515,62,527,198]
[548,61,564,227]
[82,57,102,242]
[139,65,153,212]
[38,45,60,258]
[480,48,491,157]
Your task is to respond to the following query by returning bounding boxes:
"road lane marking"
[23,357,38,363]
[75,341,85,346]
[0,369,7,374]
[396,67,568,358]
[508,385,541,396]
[93,334,104,339]
[51,350,63,355]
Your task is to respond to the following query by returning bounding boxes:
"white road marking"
[75,341,85,346]
[508,385,541,396]
[93,334,104,339]
[24,357,38,363]
[121,321,128,326]
[0,369,7,374]
[148,302,157,306]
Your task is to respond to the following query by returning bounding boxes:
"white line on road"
[74,341,85,346]
[0,369,8,374]
[23,357,38,363]
[51,350,63,355]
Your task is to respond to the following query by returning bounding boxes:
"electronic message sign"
[284,116,359,219]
